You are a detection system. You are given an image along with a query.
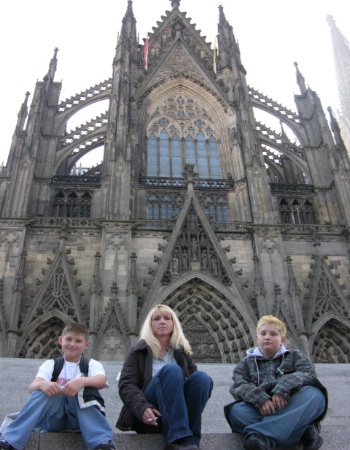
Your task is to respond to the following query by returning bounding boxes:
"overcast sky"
[0,0,348,165]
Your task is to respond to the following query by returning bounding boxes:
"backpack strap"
[51,356,65,382]
[51,356,89,381]
[79,356,90,377]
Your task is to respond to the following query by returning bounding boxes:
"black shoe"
[244,433,275,450]
[93,440,117,450]
[164,443,199,450]
[301,423,323,450]
[0,435,15,450]
[303,435,323,450]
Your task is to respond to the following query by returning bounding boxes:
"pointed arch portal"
[312,318,350,363]
[163,277,254,363]
[17,314,66,359]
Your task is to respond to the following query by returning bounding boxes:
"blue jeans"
[4,390,114,450]
[144,364,213,446]
[228,386,325,447]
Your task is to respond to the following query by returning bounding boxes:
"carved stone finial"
[170,0,180,9]
[182,164,198,191]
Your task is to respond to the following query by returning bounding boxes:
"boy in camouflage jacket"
[224,315,327,450]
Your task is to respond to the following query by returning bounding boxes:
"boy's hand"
[259,395,288,415]
[61,378,84,396]
[259,399,276,416]
[39,381,62,397]
[272,394,287,409]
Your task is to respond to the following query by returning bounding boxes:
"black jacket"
[116,339,197,431]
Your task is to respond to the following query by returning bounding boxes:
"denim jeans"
[4,390,114,450]
[144,363,213,446]
[228,385,326,447]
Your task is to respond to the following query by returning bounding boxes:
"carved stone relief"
[165,279,254,363]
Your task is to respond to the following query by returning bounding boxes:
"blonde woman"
[116,305,213,450]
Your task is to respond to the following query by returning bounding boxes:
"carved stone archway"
[17,315,66,359]
[312,318,350,363]
[164,278,254,363]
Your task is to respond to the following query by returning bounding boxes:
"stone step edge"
[25,432,303,450]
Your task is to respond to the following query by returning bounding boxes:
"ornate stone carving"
[0,230,21,247]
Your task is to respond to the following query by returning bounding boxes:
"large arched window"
[147,130,221,178]
[146,95,222,179]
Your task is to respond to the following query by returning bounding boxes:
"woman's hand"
[142,407,161,426]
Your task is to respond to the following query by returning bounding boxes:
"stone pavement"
[0,358,349,449]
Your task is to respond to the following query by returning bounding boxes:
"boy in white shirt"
[0,323,116,450]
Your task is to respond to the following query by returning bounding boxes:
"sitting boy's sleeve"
[88,359,106,377]
[271,350,318,399]
[35,359,55,381]
[230,358,271,409]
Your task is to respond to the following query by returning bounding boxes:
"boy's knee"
[30,390,56,404]
[299,386,325,404]
[227,403,245,431]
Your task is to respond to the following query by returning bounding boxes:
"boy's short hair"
[256,315,287,337]
[61,323,89,341]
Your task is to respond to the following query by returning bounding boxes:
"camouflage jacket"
[229,347,327,420]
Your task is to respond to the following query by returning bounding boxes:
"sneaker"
[301,423,324,450]
[244,433,275,450]
[0,434,15,450]
[93,440,117,450]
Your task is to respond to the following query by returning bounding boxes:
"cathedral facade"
[0,0,350,363]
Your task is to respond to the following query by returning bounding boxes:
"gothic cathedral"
[0,0,350,363]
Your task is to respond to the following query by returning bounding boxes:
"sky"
[0,0,349,165]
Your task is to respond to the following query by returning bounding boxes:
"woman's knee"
[189,371,213,390]
[158,363,183,379]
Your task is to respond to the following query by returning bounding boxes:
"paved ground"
[0,359,349,449]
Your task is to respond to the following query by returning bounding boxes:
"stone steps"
[0,359,349,449]
[24,432,299,449]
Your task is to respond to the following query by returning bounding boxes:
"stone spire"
[328,107,348,155]
[16,91,30,132]
[48,47,58,81]
[327,15,350,150]
[294,61,307,96]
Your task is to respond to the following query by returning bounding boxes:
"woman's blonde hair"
[256,315,287,337]
[140,304,192,358]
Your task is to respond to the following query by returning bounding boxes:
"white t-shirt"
[36,358,105,388]
[152,350,175,377]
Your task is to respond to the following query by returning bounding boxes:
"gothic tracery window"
[198,193,228,222]
[53,190,92,218]
[146,191,229,222]
[147,192,185,220]
[146,95,222,179]
[279,198,316,224]
[145,95,225,221]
